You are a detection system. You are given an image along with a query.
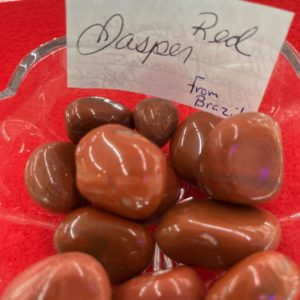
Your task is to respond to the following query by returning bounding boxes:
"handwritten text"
[77,13,193,64]
[188,75,245,117]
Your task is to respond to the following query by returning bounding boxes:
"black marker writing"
[188,75,245,117]
[188,75,219,98]
[77,13,193,64]
[76,11,258,66]
[192,12,258,57]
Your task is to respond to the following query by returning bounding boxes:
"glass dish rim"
[0,37,299,101]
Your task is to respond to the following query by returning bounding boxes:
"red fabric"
[0,0,299,296]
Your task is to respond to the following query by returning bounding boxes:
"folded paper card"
[66,0,293,117]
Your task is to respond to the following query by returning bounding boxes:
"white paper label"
[66,0,293,117]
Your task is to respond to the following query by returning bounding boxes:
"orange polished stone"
[205,251,300,300]
[156,199,281,269]
[25,142,81,213]
[113,267,205,300]
[197,112,283,205]
[133,98,178,147]
[2,253,111,300]
[65,97,133,143]
[54,207,155,284]
[76,124,168,219]
[170,111,221,184]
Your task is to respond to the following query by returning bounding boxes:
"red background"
[0,0,299,296]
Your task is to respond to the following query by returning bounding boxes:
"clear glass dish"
[0,37,300,293]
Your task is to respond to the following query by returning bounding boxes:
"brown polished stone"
[170,111,221,184]
[65,97,134,143]
[148,164,180,220]
[76,124,168,220]
[54,207,155,284]
[205,251,300,300]
[156,199,281,269]
[133,98,179,147]
[25,142,81,213]
[1,252,111,300]
[113,267,205,300]
[197,112,283,205]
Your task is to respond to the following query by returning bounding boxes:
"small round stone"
[170,111,221,184]
[133,98,179,147]
[206,251,300,300]
[25,142,81,213]
[113,267,205,300]
[54,207,155,284]
[2,252,111,300]
[65,97,134,143]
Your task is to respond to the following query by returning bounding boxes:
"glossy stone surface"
[148,164,180,220]
[76,124,168,220]
[197,112,283,205]
[54,207,155,284]
[156,199,281,269]
[113,267,205,300]
[133,98,178,147]
[205,251,300,300]
[25,142,81,213]
[170,111,221,184]
[65,97,134,143]
[1,252,111,300]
